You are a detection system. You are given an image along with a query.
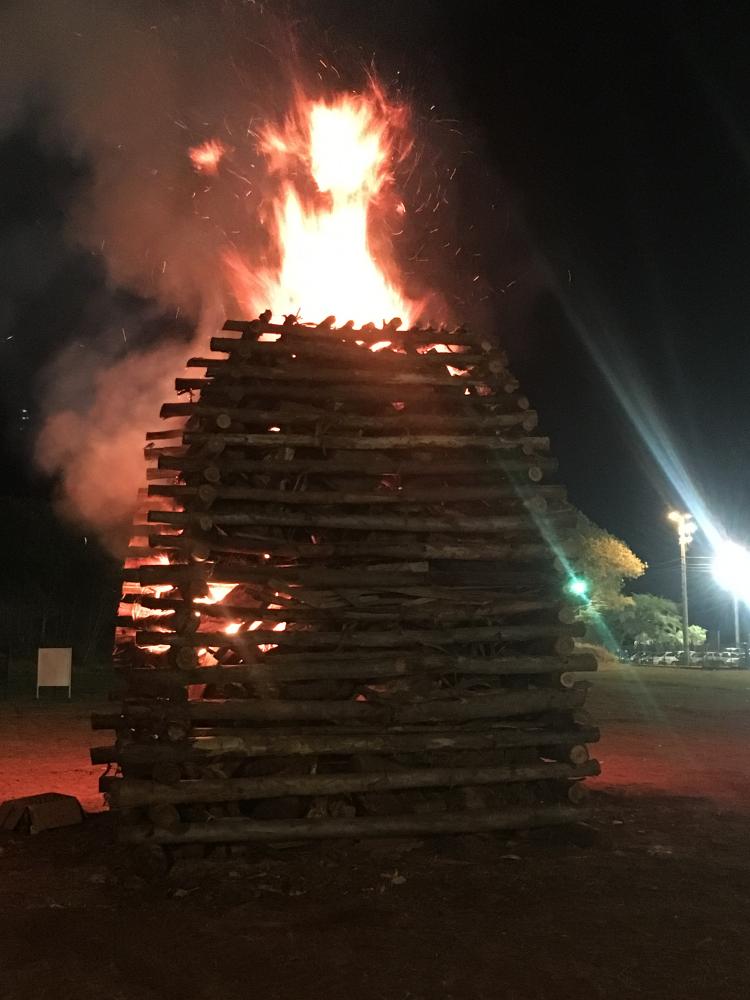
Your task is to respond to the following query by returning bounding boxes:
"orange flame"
[226,90,422,326]
[122,552,174,601]
[189,139,226,174]
[194,583,237,605]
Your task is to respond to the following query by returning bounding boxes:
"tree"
[604,593,706,651]
[687,624,708,649]
[573,516,646,612]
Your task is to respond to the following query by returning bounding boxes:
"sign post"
[36,648,72,699]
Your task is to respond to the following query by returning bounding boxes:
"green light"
[568,577,589,598]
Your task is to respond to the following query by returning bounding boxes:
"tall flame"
[225,89,421,326]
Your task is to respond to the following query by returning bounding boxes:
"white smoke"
[0,0,294,551]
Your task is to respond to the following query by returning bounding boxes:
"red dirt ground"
[1,665,750,1000]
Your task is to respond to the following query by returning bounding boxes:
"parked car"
[721,648,742,665]
[652,651,680,665]
[703,651,724,668]
[703,649,745,669]
[628,652,653,664]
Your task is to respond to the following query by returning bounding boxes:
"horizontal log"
[145,468,182,482]
[174,378,530,410]
[135,622,582,650]
[188,358,517,391]
[122,560,558,589]
[155,453,555,482]
[93,684,587,729]
[160,403,535,433]
[109,759,600,807]
[145,429,184,441]
[118,803,591,843]
[148,803,181,831]
[90,724,600,765]
[145,535,569,563]
[119,601,565,633]
[147,484,564,507]
[258,633,578,657]
[211,333,500,360]
[182,430,548,453]
[148,507,575,534]
[120,652,596,685]
[221,317,497,352]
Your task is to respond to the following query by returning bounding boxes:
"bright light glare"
[713,540,750,605]
[568,577,589,598]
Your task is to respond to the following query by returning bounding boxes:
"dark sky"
[2,1,749,637]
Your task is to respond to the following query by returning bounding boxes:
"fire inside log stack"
[92,313,600,847]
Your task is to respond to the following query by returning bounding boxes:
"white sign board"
[37,648,72,698]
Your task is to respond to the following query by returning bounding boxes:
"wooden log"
[120,651,597,684]
[542,744,591,765]
[155,453,555,479]
[146,803,181,832]
[135,623,583,650]
[188,358,517,391]
[93,684,588,728]
[174,378,530,409]
[152,762,183,785]
[567,782,589,805]
[182,430,549,453]
[122,561,559,589]
[92,725,600,766]
[145,535,573,563]
[118,600,565,633]
[120,652,596,685]
[145,468,181,482]
[90,724,600,766]
[147,483,565,507]
[110,760,600,807]
[220,318,497,352]
[148,507,576,534]
[118,803,591,843]
[160,402,536,433]
[145,429,184,441]
[211,334,500,360]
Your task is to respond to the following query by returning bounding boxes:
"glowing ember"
[194,583,237,605]
[226,90,423,326]
[123,604,174,622]
[224,621,242,635]
[258,620,286,654]
[123,552,174,600]
[189,139,226,174]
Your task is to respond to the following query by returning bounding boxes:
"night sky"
[1,2,749,637]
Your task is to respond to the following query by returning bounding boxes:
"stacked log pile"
[92,313,600,848]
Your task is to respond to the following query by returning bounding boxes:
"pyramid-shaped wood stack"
[92,314,600,846]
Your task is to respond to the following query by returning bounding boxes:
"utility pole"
[669,511,697,666]
[734,596,740,647]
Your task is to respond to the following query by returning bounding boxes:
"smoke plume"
[0,2,489,552]
[0,1,298,551]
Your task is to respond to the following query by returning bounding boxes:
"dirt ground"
[2,665,750,1000]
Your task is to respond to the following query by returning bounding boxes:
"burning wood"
[92,87,596,851]
[95,311,597,849]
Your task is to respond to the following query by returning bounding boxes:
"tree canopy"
[604,593,707,650]
[573,516,646,612]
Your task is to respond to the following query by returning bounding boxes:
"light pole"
[712,539,750,648]
[668,511,696,666]
[734,596,740,648]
